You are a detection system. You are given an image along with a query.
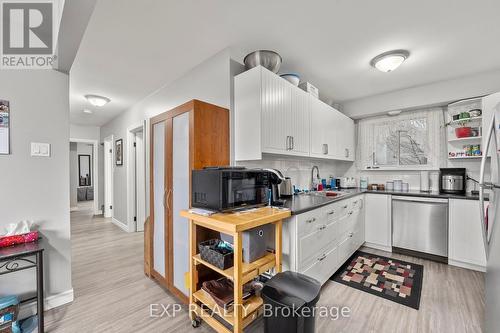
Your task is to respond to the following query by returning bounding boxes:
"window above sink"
[357,107,443,171]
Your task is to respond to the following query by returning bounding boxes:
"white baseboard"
[70,206,78,212]
[94,209,103,215]
[18,289,74,319]
[112,217,130,232]
[362,242,393,253]
[448,259,486,272]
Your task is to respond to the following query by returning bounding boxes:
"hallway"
[44,205,200,332]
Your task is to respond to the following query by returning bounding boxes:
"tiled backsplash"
[235,155,353,191]
[234,155,489,193]
[345,158,488,193]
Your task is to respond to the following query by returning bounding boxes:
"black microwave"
[192,167,271,212]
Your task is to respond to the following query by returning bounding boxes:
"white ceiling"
[69,0,500,126]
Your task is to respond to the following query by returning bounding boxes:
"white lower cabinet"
[283,195,365,285]
[364,194,392,251]
[298,219,338,270]
[302,245,339,285]
[448,198,487,271]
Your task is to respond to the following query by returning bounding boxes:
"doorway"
[69,139,99,215]
[127,123,146,232]
[103,135,114,218]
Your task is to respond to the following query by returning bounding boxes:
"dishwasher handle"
[392,196,448,204]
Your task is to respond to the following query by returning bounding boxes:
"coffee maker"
[264,169,293,205]
[439,168,466,195]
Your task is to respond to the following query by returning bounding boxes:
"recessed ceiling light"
[85,94,111,107]
[370,50,410,72]
[83,109,93,114]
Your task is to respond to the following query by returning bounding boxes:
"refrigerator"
[479,92,500,332]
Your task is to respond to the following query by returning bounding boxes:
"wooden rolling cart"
[180,207,291,333]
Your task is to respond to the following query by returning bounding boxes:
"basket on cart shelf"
[198,239,234,270]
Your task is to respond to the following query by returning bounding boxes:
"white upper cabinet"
[289,85,311,155]
[310,96,334,158]
[261,67,292,154]
[309,96,355,161]
[234,65,354,161]
[235,66,310,160]
[337,112,355,161]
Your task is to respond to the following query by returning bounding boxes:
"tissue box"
[0,231,38,248]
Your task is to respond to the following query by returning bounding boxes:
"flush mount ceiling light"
[85,94,111,107]
[387,110,402,116]
[370,50,410,72]
[83,109,93,114]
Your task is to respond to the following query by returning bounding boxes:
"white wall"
[100,48,233,227]
[69,124,100,141]
[343,69,500,119]
[0,70,72,305]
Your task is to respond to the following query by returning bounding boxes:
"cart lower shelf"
[192,290,263,331]
[193,252,276,284]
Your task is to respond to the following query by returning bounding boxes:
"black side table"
[0,239,44,333]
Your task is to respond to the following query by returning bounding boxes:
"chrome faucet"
[311,165,320,191]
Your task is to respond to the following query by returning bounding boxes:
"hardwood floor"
[45,205,485,332]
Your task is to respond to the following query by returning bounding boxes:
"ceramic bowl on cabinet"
[280,73,300,86]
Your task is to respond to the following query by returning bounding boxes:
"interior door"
[104,139,113,218]
[135,131,146,232]
[151,120,168,283]
[171,112,190,297]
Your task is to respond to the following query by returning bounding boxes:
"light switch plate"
[31,142,51,157]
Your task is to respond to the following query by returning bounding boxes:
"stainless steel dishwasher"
[392,196,448,262]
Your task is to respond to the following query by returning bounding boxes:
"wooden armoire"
[148,100,229,303]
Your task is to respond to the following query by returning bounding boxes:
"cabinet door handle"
[285,136,290,150]
[342,205,348,209]
[318,225,326,231]
[345,148,349,158]
[306,217,316,224]
[318,254,327,261]
[166,189,172,211]
[322,143,328,155]
[349,232,354,238]
[327,210,335,215]
[291,136,294,150]
[348,211,353,216]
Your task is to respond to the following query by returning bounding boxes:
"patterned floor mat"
[331,251,423,309]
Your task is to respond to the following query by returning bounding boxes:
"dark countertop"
[282,189,487,215]
[364,189,487,201]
